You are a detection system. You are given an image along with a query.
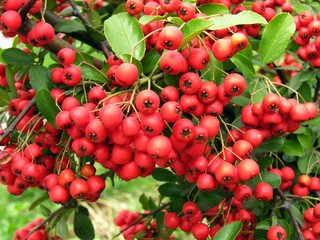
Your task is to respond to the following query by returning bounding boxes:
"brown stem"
[24,199,76,240]
[0,97,36,144]
[113,202,171,239]
[275,188,304,240]
[19,0,38,20]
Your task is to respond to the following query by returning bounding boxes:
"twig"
[0,97,36,144]
[68,0,112,58]
[275,188,304,240]
[24,199,76,240]
[113,202,172,239]
[19,0,38,20]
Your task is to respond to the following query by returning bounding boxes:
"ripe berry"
[164,212,181,230]
[223,73,246,96]
[62,65,82,86]
[0,10,22,33]
[254,182,273,201]
[126,0,144,15]
[158,26,183,50]
[115,63,139,87]
[135,89,160,115]
[57,48,76,66]
[69,178,89,199]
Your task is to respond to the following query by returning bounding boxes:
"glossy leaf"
[209,11,267,30]
[248,171,282,189]
[80,63,108,83]
[281,139,305,157]
[28,193,48,211]
[29,66,52,92]
[288,70,313,91]
[142,47,161,74]
[74,209,95,240]
[158,183,181,197]
[139,15,166,25]
[258,156,274,168]
[213,221,243,240]
[36,89,60,127]
[155,211,165,236]
[0,88,10,106]
[152,168,177,182]
[298,152,318,174]
[40,204,51,217]
[57,215,69,239]
[292,3,317,16]
[2,48,33,66]
[230,53,255,79]
[297,131,313,151]
[198,3,229,15]
[104,12,146,61]
[259,13,295,65]
[254,137,285,153]
[55,20,87,33]
[5,65,17,98]
[195,191,224,211]
[180,18,214,48]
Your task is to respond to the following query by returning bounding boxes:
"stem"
[25,199,76,240]
[113,202,171,239]
[275,188,304,240]
[0,97,36,144]
[19,0,38,20]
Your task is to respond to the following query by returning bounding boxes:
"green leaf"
[255,220,270,230]
[29,193,48,211]
[278,219,292,240]
[79,63,108,83]
[0,88,10,106]
[288,70,313,91]
[213,221,243,240]
[139,193,150,210]
[57,215,69,238]
[104,12,146,61]
[209,11,267,30]
[292,3,317,17]
[87,9,102,28]
[180,18,214,48]
[36,89,60,127]
[85,25,106,42]
[167,17,184,26]
[258,156,274,168]
[292,203,305,227]
[142,47,160,74]
[40,204,51,217]
[158,183,181,197]
[247,172,282,189]
[195,191,224,211]
[297,152,318,174]
[112,3,126,14]
[5,65,17,98]
[2,48,33,66]
[29,66,52,92]
[254,137,285,153]
[164,73,179,88]
[139,15,166,25]
[230,53,255,79]
[298,82,312,102]
[74,209,95,240]
[152,168,176,182]
[198,3,229,15]
[297,132,313,151]
[259,13,295,65]
[55,20,87,33]
[248,79,268,104]
[281,139,304,157]
[155,211,165,236]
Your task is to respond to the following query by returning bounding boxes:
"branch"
[19,0,38,20]
[68,0,112,58]
[275,188,304,240]
[0,97,36,143]
[25,199,76,240]
[113,202,172,239]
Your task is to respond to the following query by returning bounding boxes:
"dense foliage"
[0,0,319,239]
